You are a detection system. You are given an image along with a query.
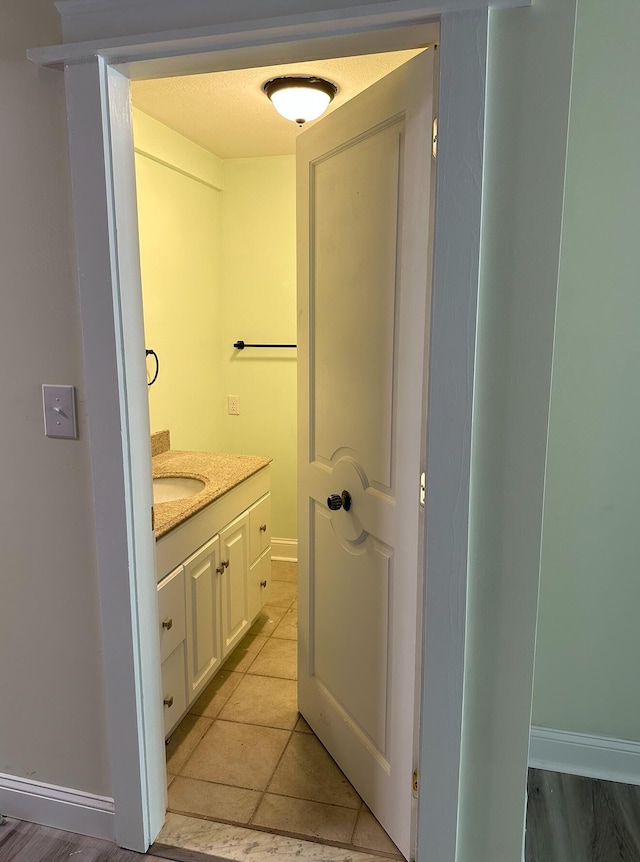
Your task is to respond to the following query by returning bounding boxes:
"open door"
[297,49,436,860]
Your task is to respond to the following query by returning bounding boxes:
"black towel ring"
[146,349,159,386]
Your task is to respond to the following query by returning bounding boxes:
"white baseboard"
[529,726,640,786]
[271,538,297,562]
[0,773,115,840]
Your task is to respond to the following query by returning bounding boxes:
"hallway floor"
[525,768,640,861]
[162,561,402,860]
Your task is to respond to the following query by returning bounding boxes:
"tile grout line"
[246,583,366,843]
[248,726,296,826]
[170,753,363,813]
[261,578,374,851]
[349,806,363,846]
[215,574,296,824]
[247,576,297,827]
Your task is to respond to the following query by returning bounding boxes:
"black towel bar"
[233,340,297,350]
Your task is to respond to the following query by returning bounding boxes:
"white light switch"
[42,385,78,439]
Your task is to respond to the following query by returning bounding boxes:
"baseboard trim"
[271,538,297,562]
[0,773,115,840]
[529,726,640,786]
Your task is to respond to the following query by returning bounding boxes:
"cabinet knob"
[216,563,225,575]
[222,559,230,569]
[162,618,173,630]
[163,695,174,708]
[260,523,267,532]
[260,579,268,588]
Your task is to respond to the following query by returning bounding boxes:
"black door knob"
[327,490,352,512]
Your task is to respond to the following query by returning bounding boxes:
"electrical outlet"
[228,395,240,415]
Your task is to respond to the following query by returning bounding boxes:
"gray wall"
[0,0,110,794]
[533,0,640,741]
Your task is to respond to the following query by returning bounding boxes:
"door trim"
[417,13,487,858]
[30,7,489,859]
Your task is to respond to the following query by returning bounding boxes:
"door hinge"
[419,471,426,507]
[432,117,438,159]
[412,768,419,798]
[151,504,155,532]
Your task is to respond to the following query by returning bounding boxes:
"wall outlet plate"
[228,395,240,415]
[42,384,78,439]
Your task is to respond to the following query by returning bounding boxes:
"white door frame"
[29,1,523,857]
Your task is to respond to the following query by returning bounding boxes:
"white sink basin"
[153,476,205,504]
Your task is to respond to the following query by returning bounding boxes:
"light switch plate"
[42,384,78,439]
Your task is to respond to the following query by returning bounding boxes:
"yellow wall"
[134,110,223,452]
[134,112,297,540]
[216,156,297,541]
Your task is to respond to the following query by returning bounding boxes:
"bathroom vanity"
[152,439,272,737]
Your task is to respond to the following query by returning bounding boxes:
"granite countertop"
[152,448,271,539]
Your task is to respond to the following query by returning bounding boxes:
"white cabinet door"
[184,535,223,700]
[220,512,250,657]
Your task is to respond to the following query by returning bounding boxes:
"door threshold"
[153,813,401,862]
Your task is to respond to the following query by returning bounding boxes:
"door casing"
[29,3,496,859]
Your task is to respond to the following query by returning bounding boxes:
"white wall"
[532,0,640,742]
[0,0,109,795]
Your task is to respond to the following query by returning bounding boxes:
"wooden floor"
[526,769,640,861]
[0,816,233,862]
[4,769,640,861]
[0,816,169,861]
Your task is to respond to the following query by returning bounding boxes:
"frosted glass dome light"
[263,76,338,126]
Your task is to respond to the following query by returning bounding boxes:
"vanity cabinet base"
[156,467,271,739]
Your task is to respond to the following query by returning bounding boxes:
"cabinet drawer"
[249,493,271,563]
[248,548,272,621]
[157,565,186,663]
[161,641,187,738]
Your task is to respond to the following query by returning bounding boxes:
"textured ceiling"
[131,49,425,159]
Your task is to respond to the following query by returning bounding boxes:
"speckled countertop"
[152,448,271,539]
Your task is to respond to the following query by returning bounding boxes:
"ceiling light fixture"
[262,76,338,126]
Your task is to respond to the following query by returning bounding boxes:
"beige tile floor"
[165,561,402,859]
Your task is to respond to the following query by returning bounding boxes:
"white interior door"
[297,49,436,860]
